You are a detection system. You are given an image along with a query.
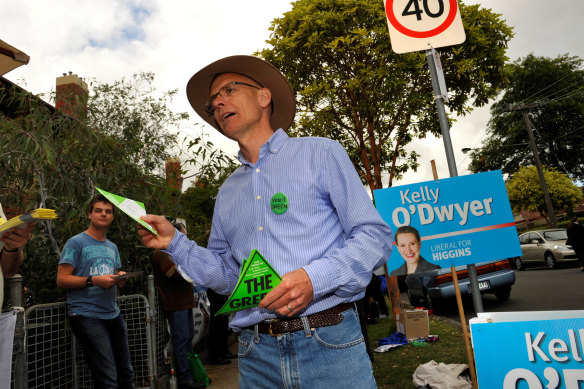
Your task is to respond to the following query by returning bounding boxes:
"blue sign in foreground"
[373,171,521,273]
[470,311,584,388]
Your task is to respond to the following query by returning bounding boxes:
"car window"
[526,233,542,243]
[542,230,567,241]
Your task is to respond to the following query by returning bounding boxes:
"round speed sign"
[384,0,466,53]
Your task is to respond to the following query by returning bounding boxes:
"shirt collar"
[237,128,288,166]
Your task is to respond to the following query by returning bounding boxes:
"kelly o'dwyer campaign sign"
[470,311,584,388]
[373,170,521,272]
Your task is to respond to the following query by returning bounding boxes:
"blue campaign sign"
[470,312,584,388]
[373,170,521,274]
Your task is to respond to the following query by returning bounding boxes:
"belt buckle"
[268,319,280,337]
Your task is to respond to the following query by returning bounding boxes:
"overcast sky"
[2,0,583,188]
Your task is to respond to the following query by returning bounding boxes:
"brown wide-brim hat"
[186,55,296,132]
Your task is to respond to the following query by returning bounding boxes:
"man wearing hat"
[139,55,393,388]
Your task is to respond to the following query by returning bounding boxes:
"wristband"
[86,276,94,288]
[2,246,19,253]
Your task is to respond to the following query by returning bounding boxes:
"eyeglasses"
[204,81,260,116]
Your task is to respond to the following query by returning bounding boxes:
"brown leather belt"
[253,303,354,336]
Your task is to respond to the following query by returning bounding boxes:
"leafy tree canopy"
[87,72,186,174]
[0,74,232,304]
[506,165,582,224]
[468,54,584,181]
[260,0,513,192]
[178,165,237,246]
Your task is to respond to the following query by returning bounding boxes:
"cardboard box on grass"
[398,310,429,341]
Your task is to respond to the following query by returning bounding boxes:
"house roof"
[0,39,30,76]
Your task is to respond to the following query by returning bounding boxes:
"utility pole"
[505,102,557,228]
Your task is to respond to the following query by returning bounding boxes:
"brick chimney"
[56,73,88,121]
[165,157,182,190]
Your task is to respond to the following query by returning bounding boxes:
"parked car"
[513,228,578,270]
[404,260,515,311]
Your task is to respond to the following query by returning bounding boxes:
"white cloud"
[2,0,583,188]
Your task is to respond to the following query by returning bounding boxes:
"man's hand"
[115,271,128,287]
[93,274,119,289]
[0,222,34,251]
[138,215,176,249]
[259,268,314,317]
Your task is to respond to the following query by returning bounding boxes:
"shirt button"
[256,195,261,200]
[256,168,260,173]
[258,226,263,231]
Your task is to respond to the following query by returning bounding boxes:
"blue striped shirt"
[166,129,393,330]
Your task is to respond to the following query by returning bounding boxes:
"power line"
[457,142,531,172]
[550,124,584,141]
[517,63,584,105]
[517,73,574,104]
[531,126,572,176]
[527,80,582,105]
[543,87,584,105]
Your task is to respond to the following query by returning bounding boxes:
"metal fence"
[4,274,193,389]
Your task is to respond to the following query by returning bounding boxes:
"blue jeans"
[238,305,376,389]
[165,309,195,384]
[70,314,135,388]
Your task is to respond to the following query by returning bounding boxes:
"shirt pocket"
[267,187,323,241]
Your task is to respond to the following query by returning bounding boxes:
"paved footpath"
[203,343,239,388]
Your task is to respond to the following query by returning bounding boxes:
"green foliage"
[179,134,236,193]
[506,166,582,223]
[0,75,233,304]
[259,0,512,191]
[86,72,186,175]
[469,54,584,180]
[0,82,175,302]
[178,165,237,246]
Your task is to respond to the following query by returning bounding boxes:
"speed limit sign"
[384,0,466,53]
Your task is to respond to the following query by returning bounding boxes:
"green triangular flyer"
[95,187,158,235]
[216,249,282,315]
[239,257,249,281]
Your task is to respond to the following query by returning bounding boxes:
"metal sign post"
[430,160,478,388]
[383,0,484,314]
[382,2,482,385]
[425,48,483,314]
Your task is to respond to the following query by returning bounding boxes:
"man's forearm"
[57,272,119,290]
[1,248,23,278]
[56,274,91,289]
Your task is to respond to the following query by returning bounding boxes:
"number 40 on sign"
[384,0,466,54]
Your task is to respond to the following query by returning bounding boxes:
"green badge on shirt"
[270,193,288,215]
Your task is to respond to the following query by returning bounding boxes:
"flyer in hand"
[113,271,143,280]
[94,187,158,235]
[0,208,57,232]
[216,249,282,315]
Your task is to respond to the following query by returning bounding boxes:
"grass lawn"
[367,314,470,388]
